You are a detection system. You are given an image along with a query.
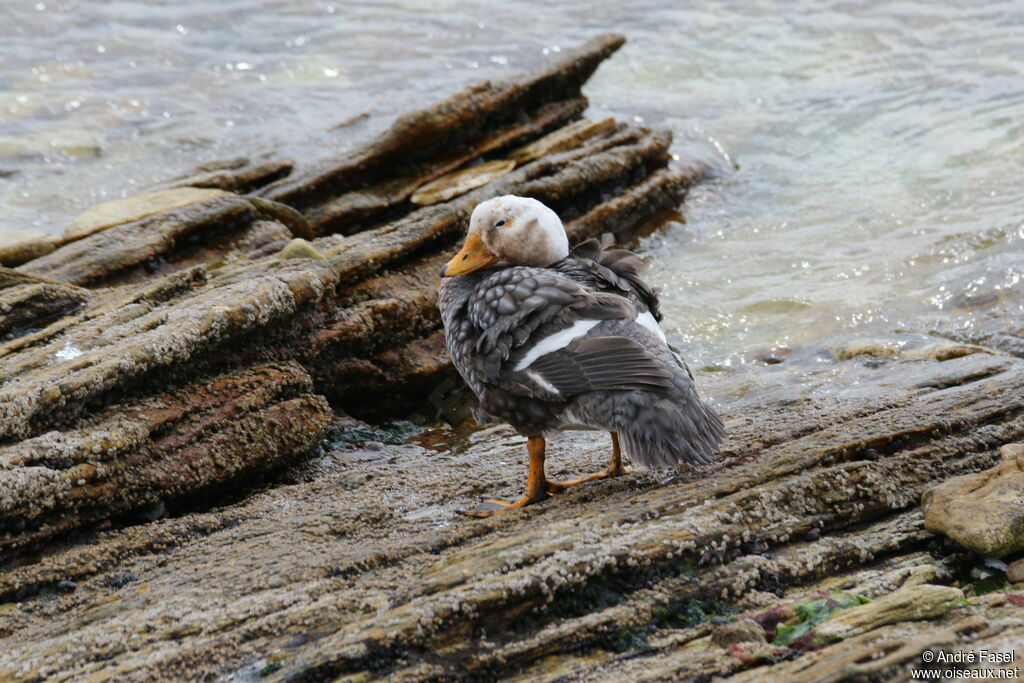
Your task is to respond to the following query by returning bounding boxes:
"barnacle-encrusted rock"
[0,258,339,442]
[0,279,89,338]
[922,443,1024,557]
[0,360,331,554]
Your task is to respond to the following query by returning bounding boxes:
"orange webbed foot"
[461,493,548,518]
[548,464,632,491]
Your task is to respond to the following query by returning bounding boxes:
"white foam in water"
[55,340,84,361]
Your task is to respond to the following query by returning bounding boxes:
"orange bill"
[440,231,498,277]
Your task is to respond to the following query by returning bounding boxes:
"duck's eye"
[494,219,506,228]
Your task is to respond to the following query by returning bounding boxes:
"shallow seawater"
[2,0,1021,400]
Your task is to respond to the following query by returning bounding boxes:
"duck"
[438,194,724,517]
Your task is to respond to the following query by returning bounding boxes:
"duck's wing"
[516,335,674,396]
[465,267,674,402]
[562,234,663,321]
[563,235,701,379]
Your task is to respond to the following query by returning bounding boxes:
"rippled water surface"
[2,0,1022,398]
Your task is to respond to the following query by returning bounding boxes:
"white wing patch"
[514,319,600,371]
[526,370,560,395]
[636,311,667,343]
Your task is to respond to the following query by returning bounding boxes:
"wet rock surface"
[0,355,1022,680]
[0,360,331,557]
[1,33,1024,682]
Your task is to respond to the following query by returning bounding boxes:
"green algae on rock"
[770,593,870,647]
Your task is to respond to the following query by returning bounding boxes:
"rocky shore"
[2,34,1023,681]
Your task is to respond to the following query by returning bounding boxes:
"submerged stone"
[833,339,901,361]
[909,341,999,361]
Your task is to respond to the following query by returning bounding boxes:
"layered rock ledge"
[1,34,706,551]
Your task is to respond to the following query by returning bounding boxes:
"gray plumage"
[438,233,724,469]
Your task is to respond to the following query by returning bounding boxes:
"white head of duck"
[440,195,569,277]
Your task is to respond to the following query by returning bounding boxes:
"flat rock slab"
[64,188,232,240]
[814,584,964,643]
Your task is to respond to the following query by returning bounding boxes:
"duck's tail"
[616,394,725,470]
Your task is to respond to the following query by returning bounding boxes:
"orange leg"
[548,431,632,490]
[463,436,552,517]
